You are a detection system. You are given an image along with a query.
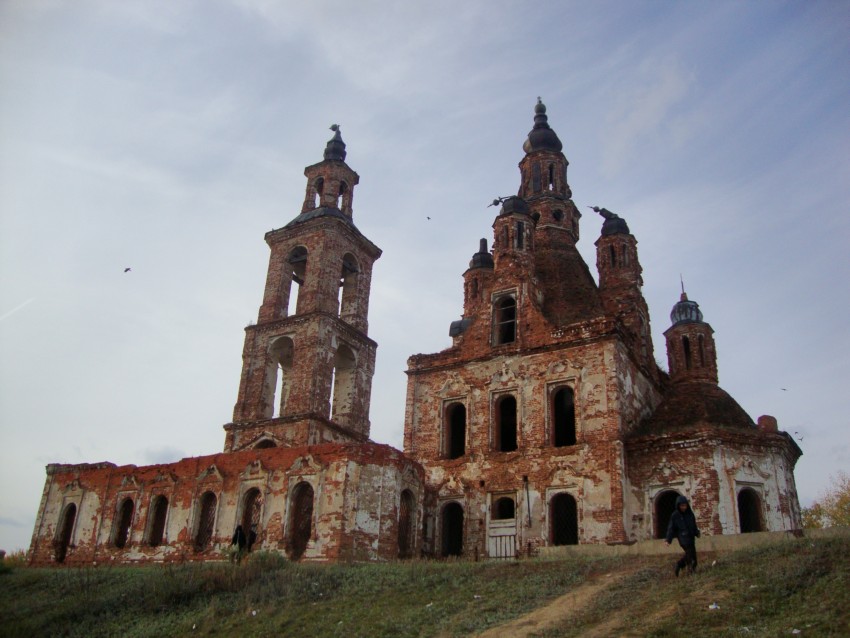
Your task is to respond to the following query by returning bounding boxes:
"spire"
[324,124,347,161]
[522,98,563,153]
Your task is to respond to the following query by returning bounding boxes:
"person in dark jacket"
[231,524,247,563]
[665,495,700,576]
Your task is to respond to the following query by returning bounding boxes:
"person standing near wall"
[665,495,700,576]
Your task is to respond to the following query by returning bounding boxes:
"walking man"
[665,495,700,576]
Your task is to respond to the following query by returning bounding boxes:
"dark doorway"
[441,502,464,557]
[288,482,314,560]
[497,396,518,452]
[738,488,764,533]
[398,490,415,559]
[54,503,77,563]
[194,492,217,551]
[446,403,466,459]
[241,488,263,551]
[654,490,681,539]
[147,495,168,546]
[550,493,579,546]
[552,387,576,447]
[113,498,134,549]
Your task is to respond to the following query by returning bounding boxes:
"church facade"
[28,104,802,566]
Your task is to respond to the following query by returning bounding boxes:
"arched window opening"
[254,439,277,449]
[622,245,629,266]
[336,181,348,209]
[738,488,764,533]
[698,334,706,367]
[532,163,542,193]
[492,497,515,520]
[654,490,681,539]
[548,163,555,190]
[441,502,464,557]
[113,498,134,549]
[267,336,294,419]
[550,493,578,546]
[445,403,466,459]
[398,490,415,559]
[313,177,324,208]
[194,492,217,551]
[338,254,359,318]
[241,488,263,551]
[54,503,77,563]
[552,387,577,447]
[331,344,356,422]
[609,245,617,267]
[285,246,308,317]
[683,336,692,370]
[494,296,517,345]
[146,495,169,547]
[553,209,564,222]
[496,395,518,452]
[515,221,525,250]
[288,482,314,560]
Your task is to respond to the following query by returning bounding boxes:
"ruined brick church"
[28,102,802,565]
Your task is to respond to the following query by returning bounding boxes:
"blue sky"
[1,1,848,552]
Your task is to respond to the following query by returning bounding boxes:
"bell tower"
[664,291,718,384]
[225,126,382,452]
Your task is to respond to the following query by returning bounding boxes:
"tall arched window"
[313,177,324,208]
[738,488,764,533]
[241,488,263,551]
[336,181,348,209]
[495,395,518,452]
[54,503,77,563]
[267,336,294,419]
[194,492,217,551]
[494,296,517,345]
[609,245,617,267]
[441,502,464,557]
[285,246,308,317]
[550,493,578,546]
[445,403,466,459]
[547,163,555,190]
[398,489,415,559]
[552,387,576,447]
[682,336,692,370]
[338,253,359,318]
[288,482,314,560]
[113,498,135,549]
[698,334,706,367]
[654,490,681,539]
[146,495,169,547]
[330,344,356,423]
[532,163,542,193]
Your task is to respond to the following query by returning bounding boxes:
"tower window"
[553,210,564,222]
[330,343,356,423]
[683,336,692,370]
[445,402,466,459]
[267,336,294,418]
[285,246,308,317]
[338,254,359,318]
[493,296,517,345]
[495,395,518,452]
[548,163,555,191]
[609,245,617,267]
[532,163,542,193]
[622,245,629,266]
[515,222,525,250]
[698,334,706,367]
[336,181,348,209]
[552,386,577,447]
[313,177,324,208]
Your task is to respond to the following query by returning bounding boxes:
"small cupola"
[301,125,360,217]
[469,238,494,269]
[323,124,347,161]
[670,292,704,325]
[522,98,563,154]
[664,289,718,384]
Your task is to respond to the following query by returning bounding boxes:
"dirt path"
[475,571,632,638]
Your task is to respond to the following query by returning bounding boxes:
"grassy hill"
[1,535,847,637]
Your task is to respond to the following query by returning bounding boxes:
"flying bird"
[427,216,431,220]
[781,388,787,391]
[124,267,132,273]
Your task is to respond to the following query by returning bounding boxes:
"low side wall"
[537,527,849,559]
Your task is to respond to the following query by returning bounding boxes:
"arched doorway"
[654,490,682,539]
[54,503,77,563]
[288,482,314,560]
[113,498,134,549]
[550,493,578,546]
[397,490,415,559]
[738,488,764,533]
[441,502,464,557]
[241,488,263,551]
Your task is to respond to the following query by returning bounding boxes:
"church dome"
[499,196,531,216]
[639,382,756,433]
[670,292,703,325]
[323,124,347,161]
[522,98,563,153]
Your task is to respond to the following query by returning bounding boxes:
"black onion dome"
[522,98,563,153]
[670,292,704,325]
[323,124,347,161]
[601,216,630,236]
[499,196,531,216]
[469,238,494,269]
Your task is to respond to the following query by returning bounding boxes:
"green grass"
[1,537,847,637]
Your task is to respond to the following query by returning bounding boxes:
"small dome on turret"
[469,238,494,269]
[592,207,631,236]
[522,98,563,153]
[670,292,704,325]
[499,196,531,216]
[323,124,347,161]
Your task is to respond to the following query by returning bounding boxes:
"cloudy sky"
[1,1,848,552]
